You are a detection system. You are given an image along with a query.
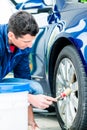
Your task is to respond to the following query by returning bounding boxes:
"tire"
[53,45,87,130]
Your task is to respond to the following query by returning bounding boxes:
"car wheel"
[53,45,87,130]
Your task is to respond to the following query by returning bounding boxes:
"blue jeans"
[1,78,43,95]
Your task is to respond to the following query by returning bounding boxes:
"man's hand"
[28,94,57,109]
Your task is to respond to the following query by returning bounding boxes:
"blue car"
[9,0,87,129]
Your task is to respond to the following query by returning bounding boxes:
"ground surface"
[34,109,61,130]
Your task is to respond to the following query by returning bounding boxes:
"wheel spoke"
[70,93,78,110]
[70,81,78,92]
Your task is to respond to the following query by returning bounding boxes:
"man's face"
[8,32,35,49]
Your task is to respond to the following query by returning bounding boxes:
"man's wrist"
[28,94,32,104]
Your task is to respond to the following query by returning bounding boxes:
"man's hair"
[8,11,39,38]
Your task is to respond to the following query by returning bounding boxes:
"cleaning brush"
[56,88,72,100]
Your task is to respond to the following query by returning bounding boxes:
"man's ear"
[8,31,15,40]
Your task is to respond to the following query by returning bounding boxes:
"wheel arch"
[48,36,85,95]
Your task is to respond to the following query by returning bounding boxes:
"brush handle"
[56,95,61,100]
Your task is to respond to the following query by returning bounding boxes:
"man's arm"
[28,94,57,109]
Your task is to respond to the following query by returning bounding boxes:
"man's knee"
[28,80,43,95]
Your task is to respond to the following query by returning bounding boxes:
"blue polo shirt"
[0,24,31,81]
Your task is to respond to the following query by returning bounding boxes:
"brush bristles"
[64,88,72,96]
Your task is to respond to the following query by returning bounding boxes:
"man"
[0,11,57,130]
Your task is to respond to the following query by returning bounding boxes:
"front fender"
[47,18,87,79]
[65,19,87,64]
